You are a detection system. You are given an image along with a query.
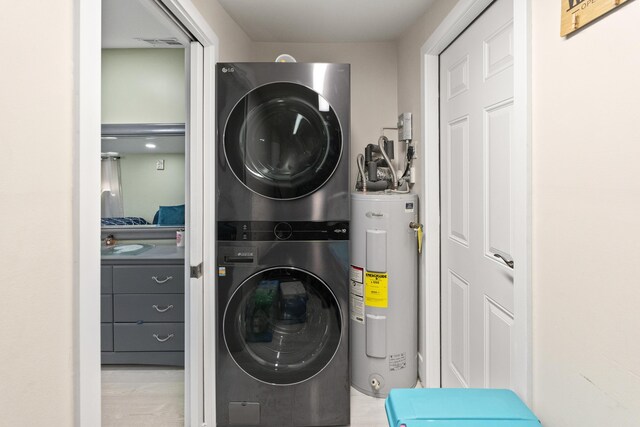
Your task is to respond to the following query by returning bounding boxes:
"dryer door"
[223,267,342,385]
[224,82,342,200]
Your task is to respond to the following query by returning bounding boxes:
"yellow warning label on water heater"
[365,272,388,308]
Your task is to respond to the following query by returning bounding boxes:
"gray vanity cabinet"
[101,267,113,352]
[101,260,185,366]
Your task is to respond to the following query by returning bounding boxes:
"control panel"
[217,221,349,241]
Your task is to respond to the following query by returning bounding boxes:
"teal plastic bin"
[385,388,540,427]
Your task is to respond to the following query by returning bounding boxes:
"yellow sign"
[561,0,631,37]
[365,272,388,308]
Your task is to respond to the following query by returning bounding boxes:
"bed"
[101,217,149,226]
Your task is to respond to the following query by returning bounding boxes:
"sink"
[102,243,154,256]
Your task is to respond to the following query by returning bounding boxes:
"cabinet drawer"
[101,266,113,293]
[114,294,184,322]
[113,265,184,294]
[114,323,184,352]
[101,295,113,322]
[101,323,113,352]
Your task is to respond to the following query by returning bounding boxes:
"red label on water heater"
[350,265,363,283]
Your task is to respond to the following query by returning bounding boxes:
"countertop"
[101,241,185,264]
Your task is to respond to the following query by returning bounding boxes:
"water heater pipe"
[357,154,366,192]
[378,135,397,189]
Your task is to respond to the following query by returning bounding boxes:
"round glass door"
[223,267,342,385]
[224,82,342,200]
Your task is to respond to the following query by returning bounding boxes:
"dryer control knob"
[274,222,293,240]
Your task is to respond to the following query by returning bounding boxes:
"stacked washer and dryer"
[215,62,351,426]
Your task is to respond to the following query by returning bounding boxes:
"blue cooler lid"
[385,389,540,427]
[388,421,540,427]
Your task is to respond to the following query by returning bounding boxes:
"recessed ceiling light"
[145,143,157,149]
[101,136,117,140]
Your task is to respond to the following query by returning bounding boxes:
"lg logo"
[221,66,235,73]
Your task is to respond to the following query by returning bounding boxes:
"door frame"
[419,0,532,402]
[75,0,218,425]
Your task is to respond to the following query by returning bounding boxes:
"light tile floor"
[102,367,184,426]
[349,385,389,427]
[102,366,397,426]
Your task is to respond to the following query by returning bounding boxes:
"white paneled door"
[440,0,515,389]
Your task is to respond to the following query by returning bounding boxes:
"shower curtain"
[101,156,124,218]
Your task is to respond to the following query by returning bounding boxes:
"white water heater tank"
[350,192,418,397]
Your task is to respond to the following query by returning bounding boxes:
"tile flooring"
[102,366,391,426]
[102,367,184,426]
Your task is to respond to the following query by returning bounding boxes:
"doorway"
[419,0,531,401]
[77,0,217,425]
[100,0,191,423]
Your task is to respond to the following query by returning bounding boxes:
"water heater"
[350,192,419,397]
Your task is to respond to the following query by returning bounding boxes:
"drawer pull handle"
[152,304,174,313]
[153,333,174,343]
[152,276,173,284]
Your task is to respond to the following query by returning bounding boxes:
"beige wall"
[120,153,186,222]
[102,49,185,124]
[0,2,74,425]
[396,0,457,200]
[6,0,639,423]
[251,42,398,189]
[399,0,640,425]
[396,1,458,383]
[191,0,252,61]
[0,0,249,423]
[532,0,640,425]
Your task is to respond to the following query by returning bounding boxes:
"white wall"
[120,153,186,222]
[102,48,185,123]
[251,42,398,190]
[0,1,74,425]
[532,0,640,425]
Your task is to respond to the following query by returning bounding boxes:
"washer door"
[224,82,342,200]
[223,267,342,385]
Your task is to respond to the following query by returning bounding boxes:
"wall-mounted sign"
[561,0,631,36]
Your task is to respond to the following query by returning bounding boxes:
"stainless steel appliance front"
[216,62,350,222]
[216,240,350,426]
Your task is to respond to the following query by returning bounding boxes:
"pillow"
[157,204,185,226]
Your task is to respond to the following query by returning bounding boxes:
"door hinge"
[190,263,203,279]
